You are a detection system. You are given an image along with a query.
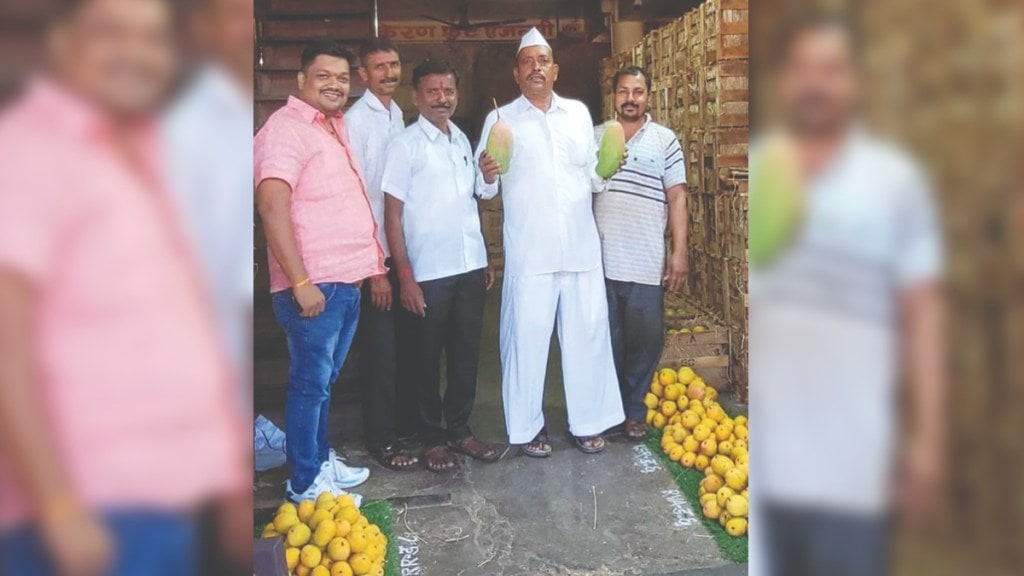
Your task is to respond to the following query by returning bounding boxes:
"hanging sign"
[380,18,585,43]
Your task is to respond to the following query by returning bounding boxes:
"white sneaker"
[323,451,369,489]
[285,467,363,506]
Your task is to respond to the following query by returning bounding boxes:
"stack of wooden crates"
[603,0,749,397]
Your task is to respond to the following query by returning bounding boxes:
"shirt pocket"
[450,142,475,197]
[629,146,665,180]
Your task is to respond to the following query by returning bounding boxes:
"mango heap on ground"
[647,366,750,538]
[261,492,389,576]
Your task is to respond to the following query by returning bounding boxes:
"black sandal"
[522,428,552,458]
[571,434,606,454]
[368,444,419,471]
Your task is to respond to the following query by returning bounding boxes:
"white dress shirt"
[381,115,488,283]
[345,91,405,257]
[474,93,606,276]
[163,65,253,388]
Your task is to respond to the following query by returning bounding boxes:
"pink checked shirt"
[0,79,245,528]
[254,96,386,292]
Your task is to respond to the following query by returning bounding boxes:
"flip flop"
[571,434,606,454]
[368,444,419,472]
[522,429,552,458]
[448,436,501,463]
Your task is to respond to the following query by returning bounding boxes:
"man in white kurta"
[344,38,420,470]
[475,28,625,455]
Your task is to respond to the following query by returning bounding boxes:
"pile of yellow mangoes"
[646,366,750,538]
[261,492,388,576]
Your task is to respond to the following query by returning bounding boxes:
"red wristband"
[396,266,414,281]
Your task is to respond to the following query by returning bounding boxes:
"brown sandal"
[448,436,500,462]
[624,419,648,440]
[423,445,458,472]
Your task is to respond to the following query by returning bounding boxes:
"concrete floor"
[254,285,745,575]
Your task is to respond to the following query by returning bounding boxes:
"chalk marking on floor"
[396,534,423,575]
[660,489,698,529]
[632,444,664,474]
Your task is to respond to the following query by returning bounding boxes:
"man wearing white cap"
[475,27,625,457]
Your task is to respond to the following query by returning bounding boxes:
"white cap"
[517,27,551,53]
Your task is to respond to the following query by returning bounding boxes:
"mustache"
[528,72,545,81]
[431,103,452,109]
[381,77,399,83]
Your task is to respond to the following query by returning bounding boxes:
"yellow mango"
[486,99,513,174]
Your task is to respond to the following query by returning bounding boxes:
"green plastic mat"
[645,429,749,564]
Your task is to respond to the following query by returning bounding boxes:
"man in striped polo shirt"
[594,65,688,440]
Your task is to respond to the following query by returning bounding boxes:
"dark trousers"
[606,279,665,423]
[762,503,890,576]
[409,268,487,444]
[358,260,420,450]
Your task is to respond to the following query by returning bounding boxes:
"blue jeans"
[1,511,196,576]
[605,279,665,423]
[272,282,361,493]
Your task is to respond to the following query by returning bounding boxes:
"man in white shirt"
[475,28,625,457]
[749,12,946,576]
[164,0,253,412]
[382,60,499,472]
[344,38,419,470]
[163,0,257,570]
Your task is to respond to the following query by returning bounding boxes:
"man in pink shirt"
[0,0,246,575]
[254,40,387,503]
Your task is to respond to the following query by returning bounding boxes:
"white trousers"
[500,269,626,444]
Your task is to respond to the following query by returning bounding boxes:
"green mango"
[748,138,804,268]
[596,120,626,179]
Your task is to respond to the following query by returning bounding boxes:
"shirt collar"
[632,113,652,137]
[194,64,251,114]
[515,92,565,114]
[363,91,386,111]
[285,95,341,124]
[416,114,452,142]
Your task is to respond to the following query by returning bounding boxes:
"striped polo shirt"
[594,114,686,285]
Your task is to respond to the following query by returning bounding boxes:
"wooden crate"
[632,42,644,69]
[649,29,662,64]
[660,293,731,388]
[682,67,704,127]
[723,177,748,261]
[687,188,709,254]
[644,33,656,70]
[659,23,675,77]
[703,0,749,63]
[701,127,748,191]
[674,17,688,73]
[683,128,704,191]
[704,60,749,127]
